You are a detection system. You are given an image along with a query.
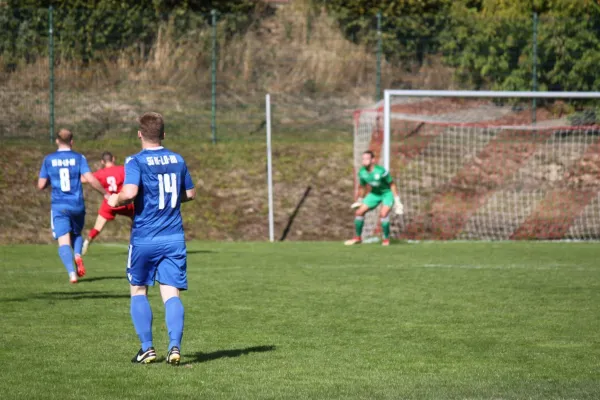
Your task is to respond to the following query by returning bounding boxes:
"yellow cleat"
[131,348,157,364]
[166,346,181,366]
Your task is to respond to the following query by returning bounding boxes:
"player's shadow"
[1,291,129,302]
[78,276,124,283]
[38,291,130,300]
[182,345,276,365]
[187,250,216,254]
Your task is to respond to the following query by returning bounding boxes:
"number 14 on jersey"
[158,173,178,209]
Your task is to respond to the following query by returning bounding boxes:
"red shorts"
[98,200,135,221]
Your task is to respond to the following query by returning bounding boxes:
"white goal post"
[354,90,600,241]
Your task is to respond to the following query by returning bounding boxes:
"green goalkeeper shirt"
[358,165,393,195]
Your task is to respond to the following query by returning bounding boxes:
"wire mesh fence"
[1,4,599,142]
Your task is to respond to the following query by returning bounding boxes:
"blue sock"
[165,297,184,350]
[72,234,83,257]
[130,295,153,351]
[58,245,75,274]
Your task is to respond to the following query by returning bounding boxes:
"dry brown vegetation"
[3,1,407,96]
[0,140,355,244]
[2,1,418,139]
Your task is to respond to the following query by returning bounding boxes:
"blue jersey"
[124,147,194,245]
[39,149,91,210]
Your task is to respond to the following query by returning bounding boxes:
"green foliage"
[1,0,600,92]
[314,0,452,65]
[441,0,600,91]
[537,15,600,92]
[440,4,532,90]
[0,7,48,70]
[315,0,600,91]
[0,0,260,70]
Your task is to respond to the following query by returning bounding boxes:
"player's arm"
[351,185,366,209]
[181,162,196,203]
[390,182,399,198]
[109,183,138,207]
[388,179,404,215]
[82,172,107,197]
[109,156,139,207]
[37,158,49,191]
[181,188,196,203]
[37,177,49,191]
[79,156,106,197]
[351,171,368,209]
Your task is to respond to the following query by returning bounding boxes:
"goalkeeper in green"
[345,150,404,246]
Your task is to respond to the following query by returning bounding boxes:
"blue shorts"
[51,207,85,239]
[126,241,188,290]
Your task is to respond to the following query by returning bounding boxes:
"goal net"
[354,90,600,240]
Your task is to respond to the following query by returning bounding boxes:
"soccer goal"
[354,90,600,240]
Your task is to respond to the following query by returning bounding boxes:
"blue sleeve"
[39,157,48,179]
[124,157,141,186]
[80,155,91,174]
[183,162,194,190]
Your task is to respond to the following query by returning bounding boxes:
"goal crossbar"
[384,90,600,98]
[382,90,600,170]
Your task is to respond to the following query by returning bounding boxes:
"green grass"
[1,241,599,399]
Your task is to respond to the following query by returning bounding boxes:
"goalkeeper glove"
[351,198,363,209]
[393,196,404,215]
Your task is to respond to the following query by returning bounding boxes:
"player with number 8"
[37,129,107,283]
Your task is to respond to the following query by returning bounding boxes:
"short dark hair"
[363,150,375,159]
[56,128,73,145]
[138,112,164,143]
[101,151,113,162]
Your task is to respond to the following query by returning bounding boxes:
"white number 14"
[158,173,178,209]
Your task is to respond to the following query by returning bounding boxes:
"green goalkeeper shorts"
[363,191,394,210]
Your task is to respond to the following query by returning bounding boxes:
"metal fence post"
[211,9,218,144]
[48,6,55,143]
[532,11,538,124]
[375,11,382,102]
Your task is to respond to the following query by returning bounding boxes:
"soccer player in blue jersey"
[108,112,196,365]
[37,128,107,283]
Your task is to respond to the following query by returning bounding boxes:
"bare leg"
[82,215,108,255]
[92,215,108,235]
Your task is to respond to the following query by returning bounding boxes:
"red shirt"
[93,165,125,194]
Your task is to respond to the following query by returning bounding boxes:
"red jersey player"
[81,151,134,255]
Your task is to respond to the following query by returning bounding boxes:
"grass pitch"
[1,241,599,399]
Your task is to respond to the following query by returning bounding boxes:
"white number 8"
[158,173,178,209]
[59,168,70,192]
[106,176,118,192]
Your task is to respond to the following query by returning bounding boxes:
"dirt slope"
[0,140,355,244]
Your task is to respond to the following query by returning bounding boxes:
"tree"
[0,0,262,69]
[313,0,452,66]
[441,0,600,91]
